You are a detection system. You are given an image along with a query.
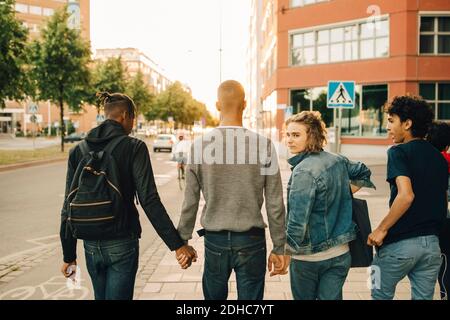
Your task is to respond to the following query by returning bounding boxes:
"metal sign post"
[28,103,39,150]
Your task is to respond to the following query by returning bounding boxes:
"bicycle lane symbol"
[0,275,90,300]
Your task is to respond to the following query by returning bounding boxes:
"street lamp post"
[219,0,223,84]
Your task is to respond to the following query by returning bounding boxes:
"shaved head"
[217,80,246,112]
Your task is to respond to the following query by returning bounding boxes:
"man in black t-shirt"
[368,96,448,300]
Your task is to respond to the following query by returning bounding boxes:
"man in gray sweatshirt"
[177,80,288,300]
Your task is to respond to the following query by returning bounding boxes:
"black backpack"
[64,135,128,240]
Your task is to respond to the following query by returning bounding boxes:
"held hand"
[367,228,388,247]
[61,260,77,278]
[267,253,289,277]
[175,244,197,269]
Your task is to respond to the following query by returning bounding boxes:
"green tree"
[147,82,190,125]
[92,57,127,113]
[29,7,91,152]
[0,0,32,107]
[144,81,218,128]
[126,70,155,125]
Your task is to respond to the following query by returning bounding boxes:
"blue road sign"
[28,103,38,114]
[327,81,355,109]
[96,114,105,122]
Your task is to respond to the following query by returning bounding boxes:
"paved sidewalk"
[136,159,441,300]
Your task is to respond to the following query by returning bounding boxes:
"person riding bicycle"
[173,133,190,179]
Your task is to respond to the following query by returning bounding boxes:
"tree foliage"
[145,82,217,127]
[126,70,155,119]
[29,7,91,151]
[91,57,127,112]
[0,0,32,107]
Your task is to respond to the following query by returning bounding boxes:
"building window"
[291,84,388,137]
[420,83,450,120]
[43,8,54,16]
[360,84,388,137]
[420,15,450,55]
[15,3,28,13]
[290,87,334,128]
[29,5,42,15]
[291,0,329,8]
[290,17,389,66]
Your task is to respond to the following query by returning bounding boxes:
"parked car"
[64,132,86,143]
[153,134,176,152]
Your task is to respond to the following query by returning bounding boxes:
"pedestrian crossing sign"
[28,103,38,114]
[327,81,355,109]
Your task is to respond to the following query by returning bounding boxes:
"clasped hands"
[176,245,290,276]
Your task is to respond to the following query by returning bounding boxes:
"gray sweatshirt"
[177,127,286,254]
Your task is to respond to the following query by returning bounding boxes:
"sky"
[90,0,251,115]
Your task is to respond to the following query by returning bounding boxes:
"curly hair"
[426,121,450,152]
[285,111,327,153]
[385,95,434,138]
[96,92,136,119]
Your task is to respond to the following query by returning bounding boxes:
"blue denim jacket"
[286,151,375,255]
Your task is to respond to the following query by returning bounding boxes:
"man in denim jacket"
[285,112,375,300]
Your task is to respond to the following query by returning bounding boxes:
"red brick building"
[246,0,450,146]
[1,0,95,135]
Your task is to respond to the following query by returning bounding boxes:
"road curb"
[0,157,67,173]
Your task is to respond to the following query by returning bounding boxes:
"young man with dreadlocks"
[59,92,197,300]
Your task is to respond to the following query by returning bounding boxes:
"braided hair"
[96,92,136,119]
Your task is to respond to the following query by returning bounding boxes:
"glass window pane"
[304,47,315,65]
[342,106,361,136]
[304,32,315,46]
[29,6,42,15]
[344,42,357,61]
[291,0,302,7]
[375,37,389,57]
[43,8,54,16]
[438,35,450,54]
[420,17,435,32]
[438,17,450,32]
[420,35,434,54]
[376,19,389,37]
[292,34,303,48]
[304,0,315,5]
[438,83,450,101]
[318,30,329,45]
[419,83,436,100]
[438,103,450,120]
[290,89,311,114]
[15,3,28,13]
[330,28,344,43]
[312,88,334,127]
[361,22,375,39]
[317,45,329,63]
[352,41,358,60]
[344,25,358,41]
[330,43,343,62]
[361,85,388,137]
[291,48,302,65]
[360,39,375,59]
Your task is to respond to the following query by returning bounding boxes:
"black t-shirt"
[384,139,448,245]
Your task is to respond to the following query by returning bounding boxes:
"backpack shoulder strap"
[79,140,90,156]
[104,135,128,155]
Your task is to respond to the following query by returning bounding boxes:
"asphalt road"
[0,143,185,300]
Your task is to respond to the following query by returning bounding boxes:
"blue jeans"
[289,251,351,300]
[84,235,139,300]
[371,235,442,300]
[203,230,266,300]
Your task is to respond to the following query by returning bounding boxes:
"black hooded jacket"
[60,120,184,263]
